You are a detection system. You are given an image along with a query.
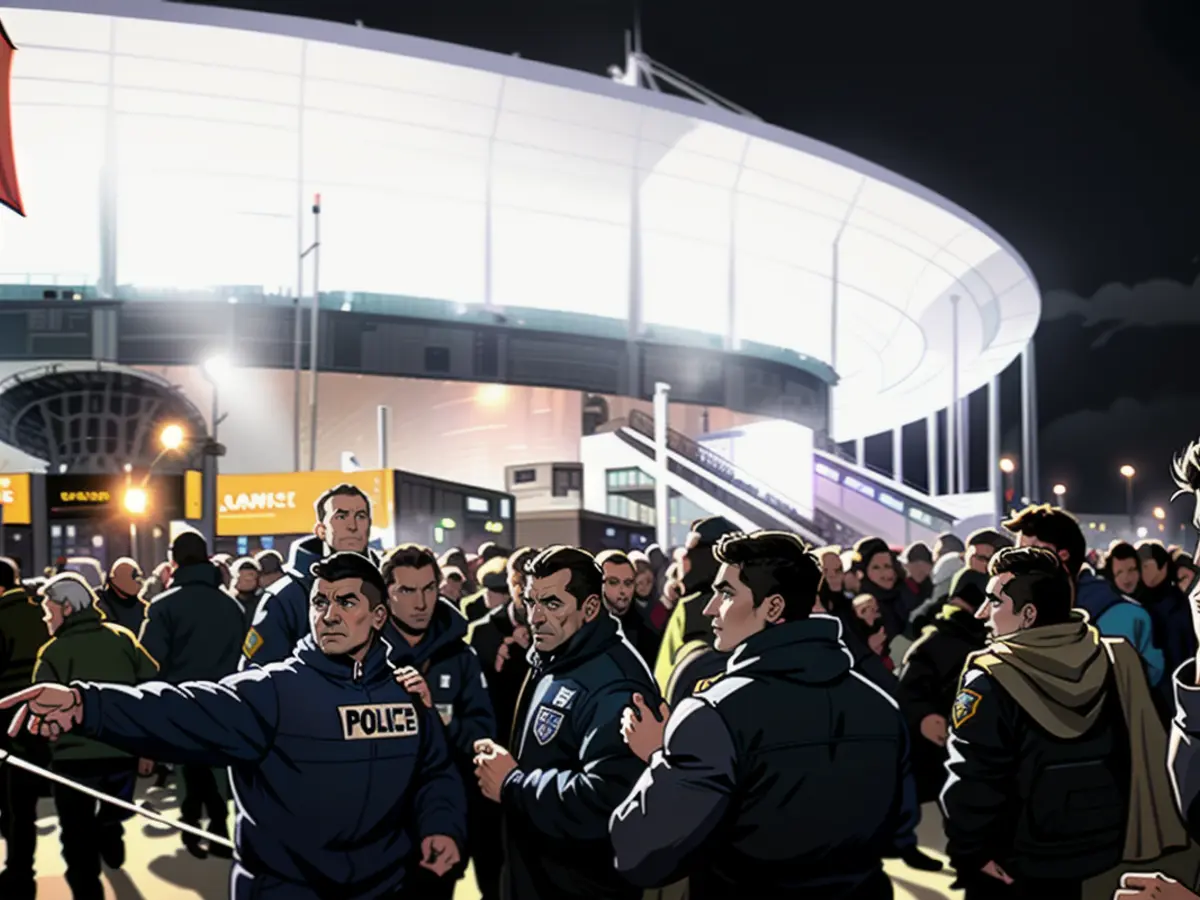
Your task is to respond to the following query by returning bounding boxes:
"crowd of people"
[2,470,1200,899]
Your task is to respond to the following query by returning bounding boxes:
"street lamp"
[1052,483,1067,510]
[999,458,1016,475]
[1120,465,1136,533]
[200,355,232,549]
[995,457,1017,528]
[123,487,147,516]
[160,423,185,452]
[1153,506,1166,521]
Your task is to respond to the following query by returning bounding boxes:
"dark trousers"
[0,739,40,881]
[181,764,227,833]
[469,792,504,900]
[52,757,138,900]
[964,878,1083,900]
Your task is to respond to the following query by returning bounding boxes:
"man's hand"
[137,758,155,778]
[1115,871,1200,898]
[981,860,1014,884]
[473,739,517,803]
[495,638,517,673]
[512,624,531,650]
[919,713,948,747]
[621,692,670,763]
[419,834,461,877]
[0,684,84,741]
[394,667,432,708]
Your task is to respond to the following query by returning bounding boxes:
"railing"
[624,409,828,537]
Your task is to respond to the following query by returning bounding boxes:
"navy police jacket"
[241,537,379,668]
[501,613,657,900]
[611,616,917,899]
[386,598,496,766]
[75,634,467,899]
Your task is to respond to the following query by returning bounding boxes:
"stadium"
[0,0,1041,561]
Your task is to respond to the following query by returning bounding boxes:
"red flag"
[0,18,24,217]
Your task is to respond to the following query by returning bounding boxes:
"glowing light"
[439,518,457,530]
[1136,526,1148,539]
[1052,484,1066,497]
[123,488,148,515]
[203,355,231,382]
[1120,465,1136,479]
[160,424,185,451]
[998,458,1016,474]
[1153,507,1166,520]
[484,520,504,534]
[475,384,507,407]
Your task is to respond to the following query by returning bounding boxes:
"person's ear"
[762,594,786,623]
[1021,603,1038,629]
[314,522,327,542]
[582,594,601,621]
[371,602,388,630]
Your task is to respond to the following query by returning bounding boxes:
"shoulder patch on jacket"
[242,628,264,659]
[532,705,565,745]
[693,672,725,694]
[951,689,982,728]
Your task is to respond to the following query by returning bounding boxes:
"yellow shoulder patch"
[243,628,264,659]
[951,688,982,728]
[693,673,726,695]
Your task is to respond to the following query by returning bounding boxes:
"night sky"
[186,0,1200,520]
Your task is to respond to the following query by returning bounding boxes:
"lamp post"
[1120,465,1136,535]
[201,356,232,550]
[996,457,1016,527]
[1052,483,1067,510]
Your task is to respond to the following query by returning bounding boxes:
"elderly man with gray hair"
[34,572,158,900]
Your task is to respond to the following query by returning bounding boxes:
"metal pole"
[854,437,865,467]
[989,375,1002,527]
[1126,478,1135,533]
[653,382,670,549]
[958,396,969,494]
[1026,340,1040,502]
[892,427,903,484]
[927,414,939,495]
[829,238,839,448]
[949,294,961,494]
[377,406,390,470]
[292,41,307,474]
[1020,342,1036,503]
[292,292,302,472]
[307,195,322,471]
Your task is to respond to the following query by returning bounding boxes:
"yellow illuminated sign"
[484,520,504,534]
[217,470,394,537]
[59,490,110,504]
[184,470,203,520]
[0,473,31,525]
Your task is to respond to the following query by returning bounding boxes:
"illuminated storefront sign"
[218,470,394,537]
[0,473,30,524]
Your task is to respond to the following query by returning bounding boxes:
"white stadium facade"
[0,0,1043,548]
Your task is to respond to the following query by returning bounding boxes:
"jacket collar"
[57,606,104,635]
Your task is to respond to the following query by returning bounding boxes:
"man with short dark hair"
[253,549,285,590]
[380,543,498,900]
[1004,503,1163,686]
[596,549,659,664]
[460,556,510,624]
[941,546,1184,899]
[243,484,377,667]
[612,531,916,898]
[473,545,657,900]
[1,552,468,900]
[901,541,935,604]
[0,556,46,899]
[139,529,247,857]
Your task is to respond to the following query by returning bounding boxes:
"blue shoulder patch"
[533,705,565,746]
[951,689,982,728]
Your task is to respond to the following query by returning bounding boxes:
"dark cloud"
[1042,277,1200,347]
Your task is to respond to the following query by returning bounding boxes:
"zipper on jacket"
[353,659,363,683]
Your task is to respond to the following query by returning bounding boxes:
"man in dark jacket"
[597,549,660,666]
[897,567,990,804]
[380,543,498,900]
[652,516,739,692]
[0,557,46,900]
[941,546,1184,899]
[467,546,537,742]
[243,483,378,667]
[139,530,247,857]
[33,572,158,899]
[473,545,657,900]
[610,530,916,899]
[2,552,468,900]
[95,557,147,635]
[459,556,510,624]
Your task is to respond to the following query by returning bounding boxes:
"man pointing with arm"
[2,552,466,900]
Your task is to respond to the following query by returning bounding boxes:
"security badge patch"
[242,628,263,659]
[436,703,454,726]
[533,706,565,746]
[339,703,420,741]
[952,689,982,728]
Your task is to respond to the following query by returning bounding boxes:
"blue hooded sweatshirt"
[386,598,496,767]
[242,537,379,668]
[1074,566,1163,686]
[75,634,467,899]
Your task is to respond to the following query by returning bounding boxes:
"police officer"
[379,543,499,900]
[652,516,739,691]
[596,549,660,665]
[472,545,657,900]
[242,484,379,667]
[941,547,1185,899]
[2,552,467,900]
[610,530,915,898]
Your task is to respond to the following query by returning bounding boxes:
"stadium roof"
[1,0,1040,439]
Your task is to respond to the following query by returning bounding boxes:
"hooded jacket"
[612,616,915,899]
[74,634,467,899]
[1138,579,1195,713]
[139,562,246,683]
[386,598,496,767]
[242,537,380,667]
[502,613,658,900]
[95,583,148,636]
[942,613,1186,881]
[1075,566,1163,686]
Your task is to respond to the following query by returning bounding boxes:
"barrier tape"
[0,748,235,850]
